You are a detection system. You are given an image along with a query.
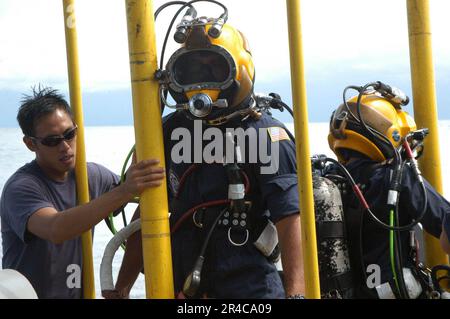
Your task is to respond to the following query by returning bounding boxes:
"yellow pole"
[62,0,95,298]
[406,0,449,268]
[286,0,321,299]
[124,0,174,298]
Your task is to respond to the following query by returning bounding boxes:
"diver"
[321,82,450,298]
[103,1,305,299]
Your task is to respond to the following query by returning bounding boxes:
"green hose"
[121,145,136,183]
[107,145,137,249]
[389,209,401,295]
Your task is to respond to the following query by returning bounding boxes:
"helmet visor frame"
[166,46,236,93]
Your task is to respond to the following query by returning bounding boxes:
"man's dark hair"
[17,86,74,137]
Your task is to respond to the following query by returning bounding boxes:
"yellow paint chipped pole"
[406,0,449,268]
[286,0,321,299]
[62,0,95,298]
[124,0,174,298]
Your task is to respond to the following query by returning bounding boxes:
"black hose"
[276,99,294,118]
[393,164,409,299]
[159,5,189,69]
[325,157,427,231]
[121,208,128,228]
[183,206,228,296]
[343,85,362,122]
[346,83,402,168]
[154,1,193,19]
[393,207,409,298]
[199,206,228,256]
[155,0,228,70]
[355,83,379,139]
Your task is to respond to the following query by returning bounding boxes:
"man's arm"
[275,213,305,297]
[27,159,164,244]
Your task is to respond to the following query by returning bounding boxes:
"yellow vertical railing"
[124,0,174,298]
[62,0,95,298]
[406,0,449,268]
[285,0,321,299]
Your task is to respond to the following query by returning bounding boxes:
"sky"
[0,0,449,127]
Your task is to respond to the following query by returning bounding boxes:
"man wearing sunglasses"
[0,87,165,299]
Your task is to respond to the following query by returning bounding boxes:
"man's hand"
[102,289,129,299]
[119,159,165,200]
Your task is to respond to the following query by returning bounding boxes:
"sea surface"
[1,122,449,298]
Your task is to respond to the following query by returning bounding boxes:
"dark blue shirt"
[345,158,450,286]
[444,214,450,248]
[164,111,300,223]
[162,111,299,298]
[1,160,118,299]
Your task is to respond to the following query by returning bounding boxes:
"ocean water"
[1,122,450,299]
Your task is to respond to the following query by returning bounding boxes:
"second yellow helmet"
[328,94,417,163]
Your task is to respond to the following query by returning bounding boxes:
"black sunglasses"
[30,126,78,147]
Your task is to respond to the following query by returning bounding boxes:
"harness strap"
[316,220,345,241]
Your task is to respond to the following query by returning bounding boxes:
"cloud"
[0,0,449,92]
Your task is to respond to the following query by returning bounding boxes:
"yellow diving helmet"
[165,17,255,124]
[328,91,417,163]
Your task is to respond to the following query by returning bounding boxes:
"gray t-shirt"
[0,160,119,299]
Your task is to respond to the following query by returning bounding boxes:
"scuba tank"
[312,155,354,298]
